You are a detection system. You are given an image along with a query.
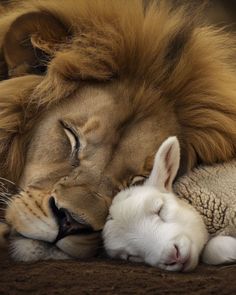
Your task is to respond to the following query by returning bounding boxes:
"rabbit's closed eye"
[149,199,164,219]
[154,204,163,216]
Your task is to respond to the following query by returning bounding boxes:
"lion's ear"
[3,11,70,78]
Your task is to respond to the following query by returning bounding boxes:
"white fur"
[202,236,236,265]
[103,136,236,271]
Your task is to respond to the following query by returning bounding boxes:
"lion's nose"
[49,197,96,243]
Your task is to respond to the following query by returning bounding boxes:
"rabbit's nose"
[166,244,180,265]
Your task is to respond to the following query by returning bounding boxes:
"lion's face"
[5,83,179,261]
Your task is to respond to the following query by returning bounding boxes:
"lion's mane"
[0,0,236,181]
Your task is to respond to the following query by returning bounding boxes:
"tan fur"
[0,223,9,250]
[0,0,236,260]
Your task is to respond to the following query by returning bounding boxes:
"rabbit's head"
[103,137,208,272]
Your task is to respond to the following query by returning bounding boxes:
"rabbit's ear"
[145,136,180,192]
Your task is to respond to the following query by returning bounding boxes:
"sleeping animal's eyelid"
[130,175,147,186]
[157,207,162,215]
[154,204,164,218]
[60,120,80,151]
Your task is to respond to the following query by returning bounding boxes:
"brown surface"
[0,251,236,295]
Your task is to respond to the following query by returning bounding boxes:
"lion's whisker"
[0,191,12,197]
[0,196,11,203]
[0,177,18,187]
[0,177,24,193]
[0,203,9,208]
[0,198,11,204]
[0,194,12,202]
[0,201,6,205]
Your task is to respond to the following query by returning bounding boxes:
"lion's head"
[1,0,236,261]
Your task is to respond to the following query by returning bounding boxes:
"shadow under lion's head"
[0,0,236,261]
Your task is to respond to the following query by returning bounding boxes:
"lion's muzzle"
[49,197,101,243]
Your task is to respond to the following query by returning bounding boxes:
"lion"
[0,0,236,261]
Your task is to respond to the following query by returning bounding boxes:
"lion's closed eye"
[130,176,147,186]
[60,120,81,166]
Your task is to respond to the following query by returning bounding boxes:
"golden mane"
[0,0,236,181]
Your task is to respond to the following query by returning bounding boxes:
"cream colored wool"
[174,160,236,237]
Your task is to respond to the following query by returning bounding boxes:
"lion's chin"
[9,236,70,262]
[56,233,102,259]
[9,232,101,262]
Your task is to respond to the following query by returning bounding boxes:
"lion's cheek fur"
[5,193,58,243]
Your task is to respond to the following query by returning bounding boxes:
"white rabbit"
[103,136,236,272]
[103,137,208,271]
